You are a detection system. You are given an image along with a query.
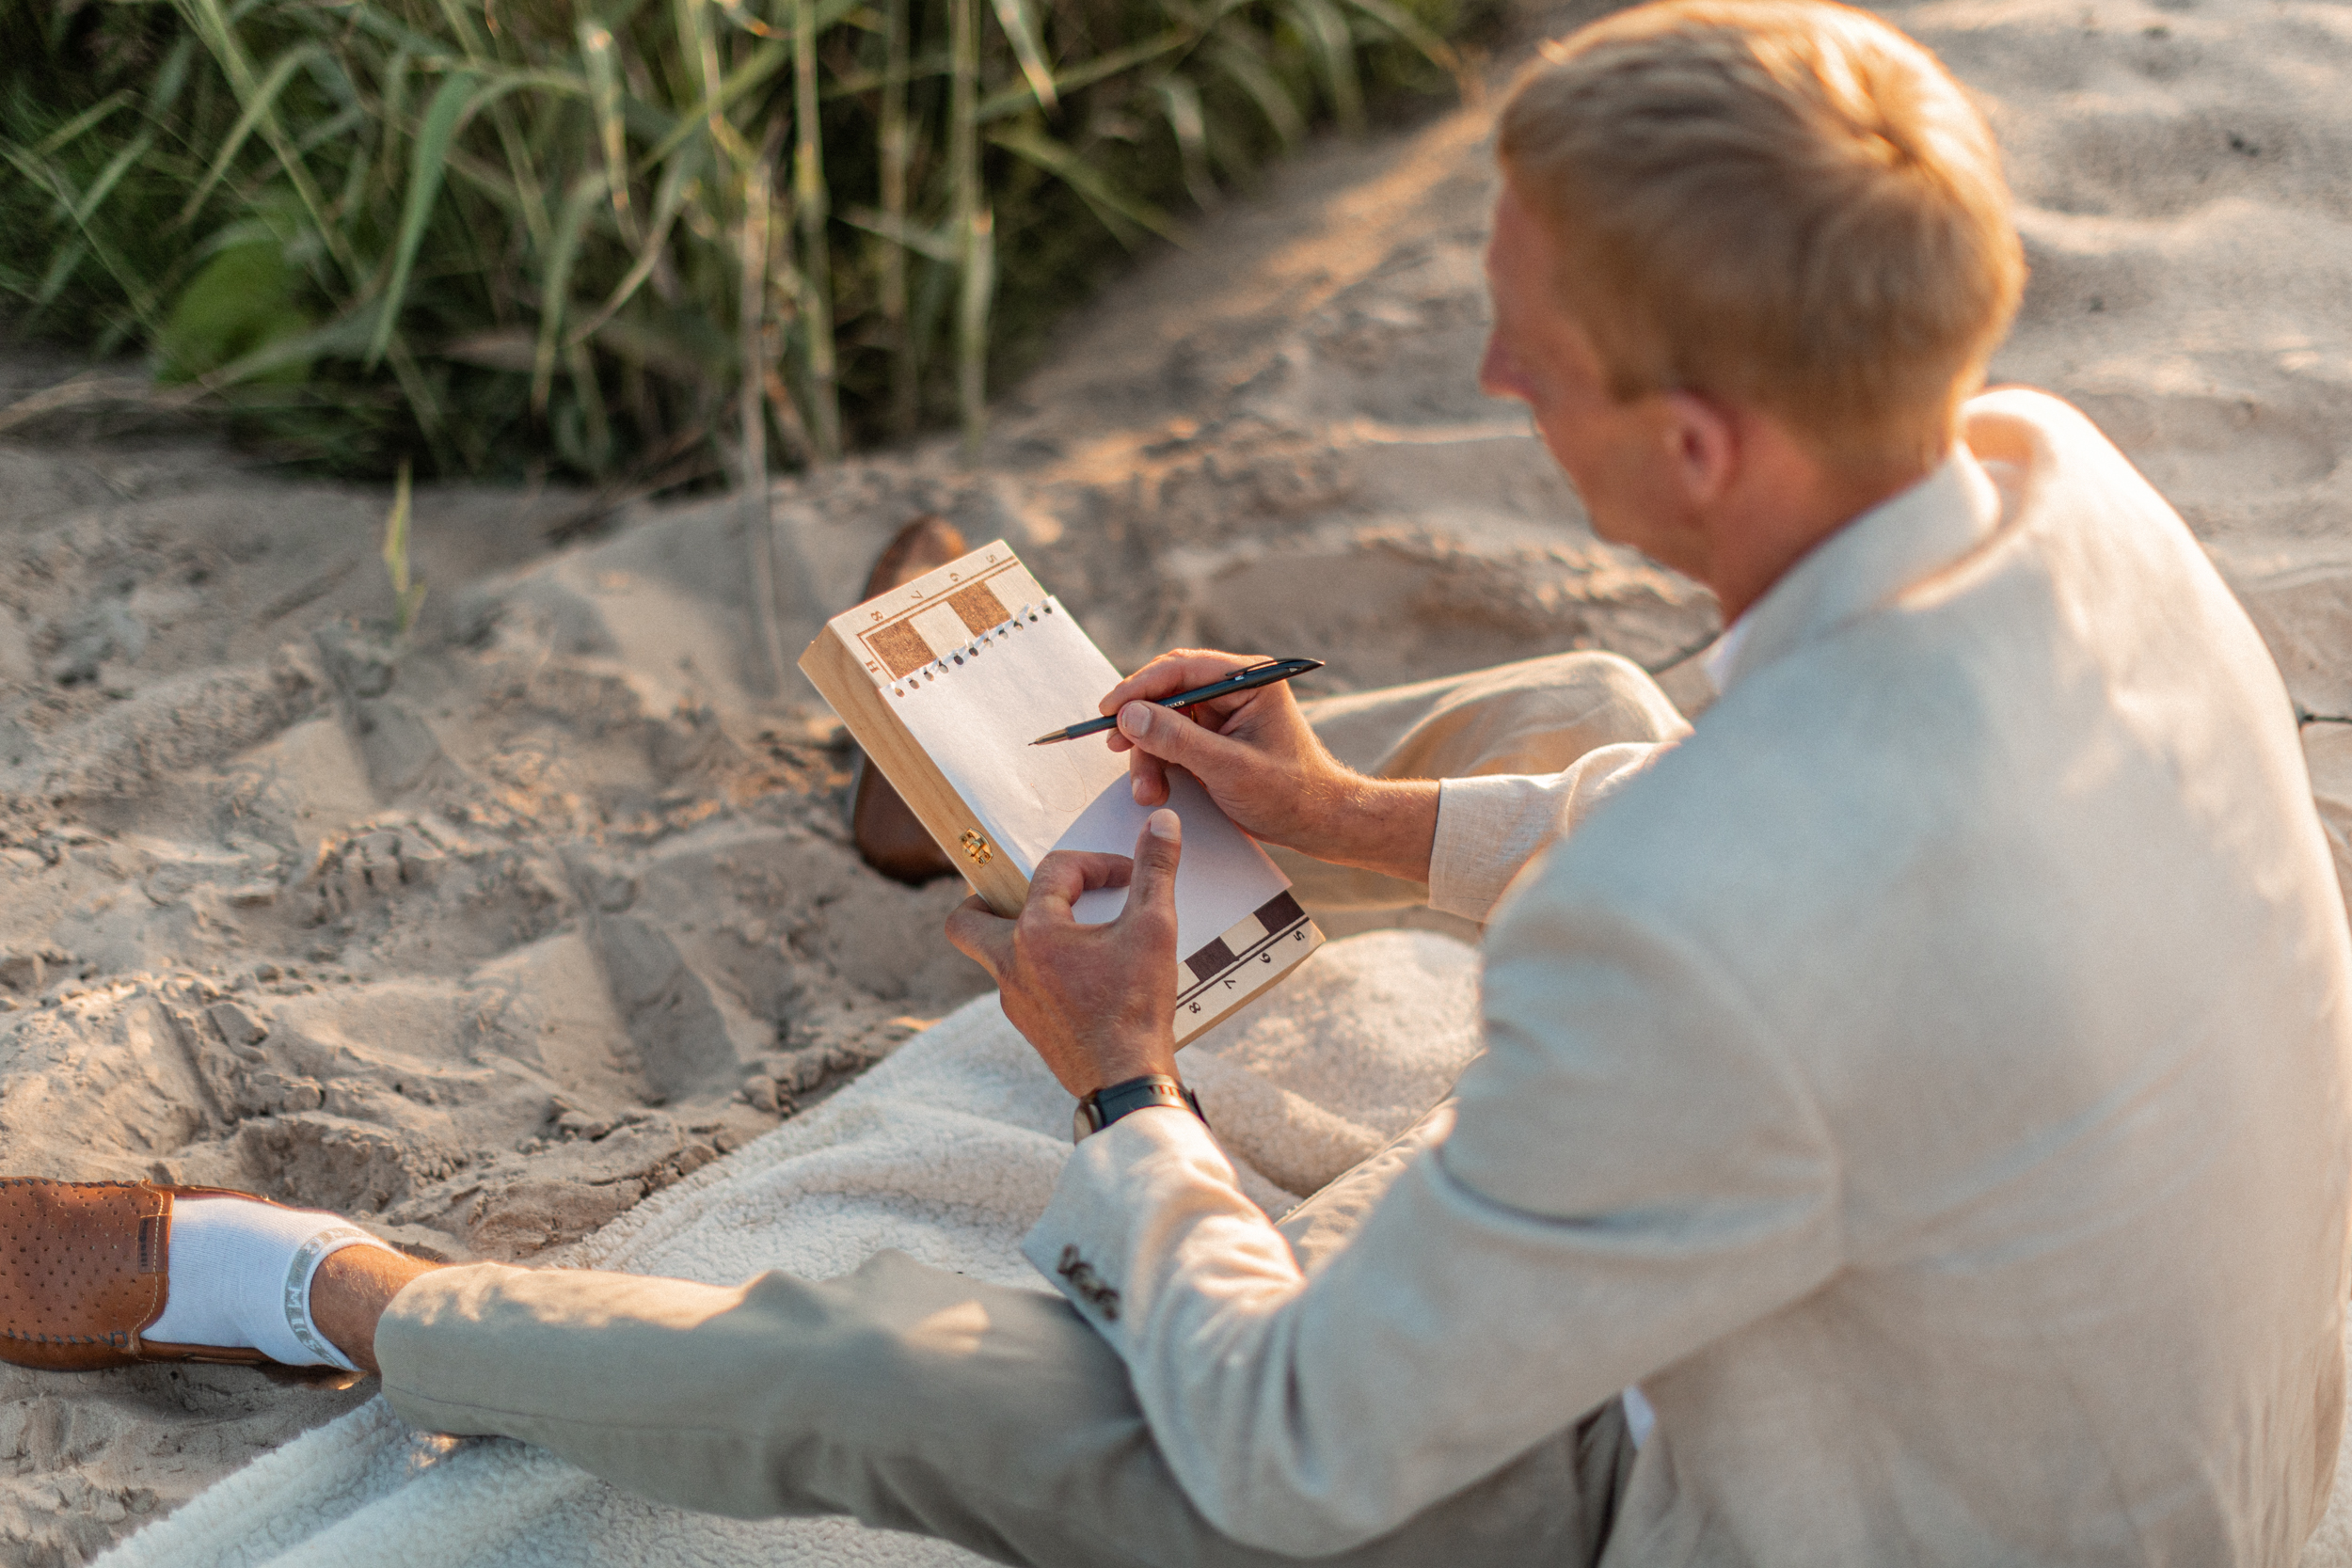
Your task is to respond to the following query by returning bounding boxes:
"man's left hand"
[946,809,1184,1098]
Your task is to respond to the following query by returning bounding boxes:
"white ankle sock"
[144,1197,395,1370]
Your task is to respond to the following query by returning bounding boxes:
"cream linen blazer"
[1024,389,2352,1564]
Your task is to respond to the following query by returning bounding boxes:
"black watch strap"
[1073,1074,1205,1144]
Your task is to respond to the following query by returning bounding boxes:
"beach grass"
[0,0,1467,485]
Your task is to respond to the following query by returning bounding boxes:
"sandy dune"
[2,0,2348,1560]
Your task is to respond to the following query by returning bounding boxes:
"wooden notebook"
[799,540,1325,1045]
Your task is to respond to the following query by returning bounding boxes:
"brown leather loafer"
[0,1178,279,1371]
[850,515,967,885]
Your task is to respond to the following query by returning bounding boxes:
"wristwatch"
[1073,1073,1206,1144]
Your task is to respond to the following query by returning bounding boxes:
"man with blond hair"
[8,1,2347,1562]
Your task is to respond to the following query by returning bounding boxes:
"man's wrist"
[1072,1040,1177,1099]
[1073,1073,1206,1143]
[1323,776,1439,884]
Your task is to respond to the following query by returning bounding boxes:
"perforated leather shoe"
[0,1178,277,1370]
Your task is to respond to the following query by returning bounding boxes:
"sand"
[3,0,2349,1560]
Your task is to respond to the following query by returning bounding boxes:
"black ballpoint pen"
[1030,657,1324,746]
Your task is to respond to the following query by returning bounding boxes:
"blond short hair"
[1497,0,2024,469]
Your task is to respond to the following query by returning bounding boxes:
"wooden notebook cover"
[799,542,1042,916]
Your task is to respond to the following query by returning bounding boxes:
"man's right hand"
[1100,649,1439,884]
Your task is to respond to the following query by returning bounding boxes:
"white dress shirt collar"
[1700,611,1753,696]
[1707,445,2005,697]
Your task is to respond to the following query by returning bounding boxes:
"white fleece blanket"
[93,930,1491,1568]
[95,924,2352,1568]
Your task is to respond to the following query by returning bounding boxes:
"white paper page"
[886,597,1292,961]
[889,601,1129,870]
[1058,770,1291,955]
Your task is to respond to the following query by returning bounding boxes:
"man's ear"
[1658,389,1740,510]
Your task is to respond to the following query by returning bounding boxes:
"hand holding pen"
[1088,647,1440,887]
[1031,657,1323,745]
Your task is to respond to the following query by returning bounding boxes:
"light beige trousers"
[377,651,1689,1568]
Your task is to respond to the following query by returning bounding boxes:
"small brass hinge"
[959,831,993,867]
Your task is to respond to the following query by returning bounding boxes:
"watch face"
[1073,1102,1094,1144]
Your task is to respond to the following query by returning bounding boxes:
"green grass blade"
[989,122,1180,246]
[1208,34,1306,148]
[73,129,156,227]
[381,459,426,636]
[369,70,479,368]
[579,21,639,243]
[739,141,773,492]
[714,0,787,37]
[177,42,318,221]
[292,103,368,154]
[332,51,398,228]
[634,37,787,169]
[334,4,469,63]
[375,44,413,199]
[823,54,951,99]
[201,300,378,387]
[32,239,89,311]
[148,35,199,119]
[1154,76,1216,212]
[385,336,450,446]
[484,97,554,257]
[382,457,412,597]
[420,0,556,257]
[951,0,981,450]
[533,170,605,412]
[974,28,1189,122]
[1286,0,1363,133]
[958,205,991,458]
[881,0,914,436]
[675,0,723,147]
[794,0,841,459]
[30,90,134,159]
[986,0,1058,111]
[428,0,494,63]
[566,147,695,347]
[564,338,613,474]
[1332,0,1465,84]
[1,141,164,324]
[179,0,361,284]
[841,206,956,263]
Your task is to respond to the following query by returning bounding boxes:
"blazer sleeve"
[1020,897,1843,1556]
[1428,742,1674,923]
